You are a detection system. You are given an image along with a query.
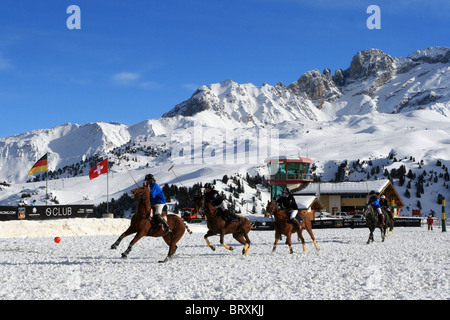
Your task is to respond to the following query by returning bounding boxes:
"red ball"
[54,237,61,243]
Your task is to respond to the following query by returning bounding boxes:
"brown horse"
[110,182,191,263]
[265,199,319,254]
[195,195,253,256]
[384,209,395,235]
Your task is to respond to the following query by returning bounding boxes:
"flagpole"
[107,156,109,216]
[46,153,48,205]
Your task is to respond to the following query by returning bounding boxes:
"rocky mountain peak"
[287,69,342,108]
[407,46,450,64]
[347,48,395,80]
[161,47,448,121]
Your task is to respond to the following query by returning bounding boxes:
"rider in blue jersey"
[145,174,172,234]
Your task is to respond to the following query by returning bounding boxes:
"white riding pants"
[288,209,298,219]
[215,202,227,212]
[152,204,165,216]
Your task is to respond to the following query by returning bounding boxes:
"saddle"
[146,215,170,236]
[217,209,240,222]
[282,210,303,224]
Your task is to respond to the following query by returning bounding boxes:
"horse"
[384,208,395,235]
[364,204,388,244]
[110,182,192,263]
[265,199,319,254]
[195,195,253,256]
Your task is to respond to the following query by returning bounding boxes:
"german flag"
[28,153,48,175]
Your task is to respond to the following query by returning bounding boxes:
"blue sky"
[0,0,448,138]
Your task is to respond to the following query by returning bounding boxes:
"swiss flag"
[89,159,108,180]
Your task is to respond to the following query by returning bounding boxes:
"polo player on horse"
[276,187,302,228]
[145,174,172,234]
[204,183,240,226]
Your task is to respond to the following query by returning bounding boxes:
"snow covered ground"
[0,218,448,300]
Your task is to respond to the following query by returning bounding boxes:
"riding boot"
[148,220,157,236]
[224,214,232,228]
[156,214,172,234]
[229,211,241,221]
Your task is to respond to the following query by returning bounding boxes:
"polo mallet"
[168,165,186,190]
[168,165,201,205]
[118,156,140,188]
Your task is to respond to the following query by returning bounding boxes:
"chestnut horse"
[110,182,191,263]
[265,199,319,254]
[195,195,253,256]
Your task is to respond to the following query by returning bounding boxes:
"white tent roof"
[295,179,391,195]
[293,196,318,209]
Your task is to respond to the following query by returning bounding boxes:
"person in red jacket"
[427,214,434,231]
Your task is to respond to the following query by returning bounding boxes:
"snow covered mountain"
[163,46,450,122]
[1,47,449,215]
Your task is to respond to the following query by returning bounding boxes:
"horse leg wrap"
[243,243,250,256]
[302,244,306,252]
[272,244,277,252]
[111,236,123,250]
[122,246,132,258]
[289,245,293,254]
[205,238,215,251]
[222,243,233,251]
[314,241,319,251]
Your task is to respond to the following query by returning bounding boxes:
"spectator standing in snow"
[427,214,434,231]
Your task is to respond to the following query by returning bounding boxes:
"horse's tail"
[184,221,193,235]
[244,217,255,230]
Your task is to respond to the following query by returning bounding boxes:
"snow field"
[0,219,448,300]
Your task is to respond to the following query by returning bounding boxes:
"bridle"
[196,195,217,218]
[266,200,278,216]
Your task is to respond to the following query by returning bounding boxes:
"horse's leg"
[367,228,373,244]
[159,234,177,263]
[305,225,319,251]
[242,228,251,256]
[111,227,135,249]
[272,230,281,252]
[287,232,293,254]
[204,230,216,251]
[232,232,248,255]
[298,228,306,252]
[232,232,246,245]
[220,230,233,251]
[158,219,185,263]
[121,231,146,258]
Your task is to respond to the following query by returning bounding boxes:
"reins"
[196,196,218,219]
[132,189,152,219]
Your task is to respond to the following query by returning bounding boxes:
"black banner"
[0,205,95,221]
[250,217,421,230]
[0,206,19,221]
